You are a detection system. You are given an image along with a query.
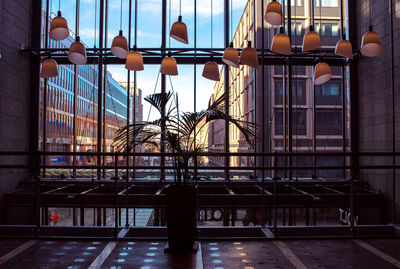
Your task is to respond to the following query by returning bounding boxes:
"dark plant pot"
[165,184,197,252]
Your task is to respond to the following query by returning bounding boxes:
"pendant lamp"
[271,27,291,55]
[264,0,282,26]
[111,30,129,59]
[202,0,219,81]
[68,36,87,65]
[239,41,259,69]
[125,47,144,71]
[302,25,321,52]
[49,11,69,41]
[202,59,220,81]
[170,16,188,44]
[360,26,382,57]
[223,42,239,68]
[161,52,178,76]
[40,58,59,78]
[335,35,353,59]
[313,62,332,85]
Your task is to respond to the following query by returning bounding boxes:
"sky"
[48,0,248,120]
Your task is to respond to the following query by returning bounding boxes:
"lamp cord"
[319,0,322,35]
[94,0,97,47]
[369,0,372,27]
[179,0,182,16]
[211,0,213,48]
[230,0,232,41]
[134,0,137,47]
[58,0,60,11]
[169,0,171,47]
[120,0,123,30]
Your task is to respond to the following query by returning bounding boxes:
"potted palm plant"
[113,91,256,252]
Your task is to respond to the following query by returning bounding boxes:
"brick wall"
[354,0,400,224]
[0,0,34,210]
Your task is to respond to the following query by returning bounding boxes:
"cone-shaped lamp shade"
[111,30,129,59]
[125,50,144,71]
[313,62,332,85]
[49,11,69,41]
[161,54,178,75]
[223,42,239,68]
[239,41,259,69]
[40,59,59,78]
[271,27,291,55]
[264,0,282,26]
[170,16,188,44]
[361,26,382,57]
[68,37,87,65]
[202,60,220,81]
[302,26,321,52]
[335,38,353,59]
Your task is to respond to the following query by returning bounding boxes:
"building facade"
[39,12,136,167]
[208,0,347,178]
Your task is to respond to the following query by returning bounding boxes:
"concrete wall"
[0,0,34,213]
[354,0,400,224]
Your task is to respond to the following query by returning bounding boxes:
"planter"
[165,184,197,252]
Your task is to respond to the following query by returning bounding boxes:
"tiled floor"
[0,239,398,268]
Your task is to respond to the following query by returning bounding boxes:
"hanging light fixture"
[111,0,129,58]
[335,0,353,59]
[111,30,129,59]
[223,0,239,68]
[125,46,144,71]
[49,11,69,41]
[361,26,382,57]
[170,0,188,44]
[264,0,282,26]
[161,52,178,75]
[313,62,332,85]
[335,35,353,59]
[239,41,259,69]
[170,16,188,44]
[68,36,87,65]
[271,27,291,55]
[223,42,239,68]
[40,58,59,78]
[302,25,321,52]
[203,58,220,81]
[360,0,382,57]
[202,0,219,81]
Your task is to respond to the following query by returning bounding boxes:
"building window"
[275,79,306,105]
[314,0,338,7]
[316,109,342,135]
[274,108,307,135]
[315,80,342,105]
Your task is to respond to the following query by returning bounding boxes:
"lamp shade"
[111,30,129,59]
[335,38,353,59]
[302,26,321,52]
[360,26,382,57]
[170,16,189,44]
[40,59,59,78]
[264,0,282,26]
[239,41,259,69]
[125,50,144,71]
[49,11,69,41]
[161,54,178,75]
[202,60,220,81]
[68,36,87,65]
[222,42,239,68]
[313,62,332,85]
[271,27,291,55]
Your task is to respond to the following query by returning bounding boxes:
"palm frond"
[144,92,173,116]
